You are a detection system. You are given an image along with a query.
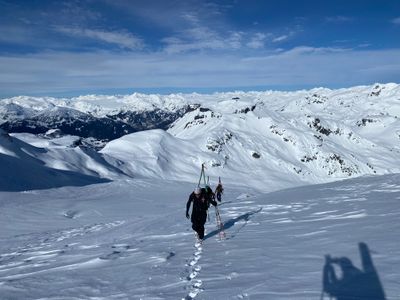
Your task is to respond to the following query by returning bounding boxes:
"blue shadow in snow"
[204,208,262,240]
[0,153,110,192]
[322,242,386,300]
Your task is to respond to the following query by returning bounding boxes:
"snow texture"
[1,83,400,191]
[0,175,399,299]
[0,83,399,299]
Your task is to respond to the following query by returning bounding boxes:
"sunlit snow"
[0,84,399,299]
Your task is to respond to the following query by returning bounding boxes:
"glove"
[186,212,190,219]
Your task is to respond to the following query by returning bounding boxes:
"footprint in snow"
[185,280,203,299]
[111,244,132,250]
[166,251,176,260]
[99,244,135,260]
[99,250,125,260]
[187,270,198,280]
[188,253,201,266]
[192,279,202,288]
[183,242,204,299]
[185,283,203,300]
[62,210,80,219]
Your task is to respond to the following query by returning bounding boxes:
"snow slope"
[1,83,398,193]
[0,83,399,299]
[0,130,111,191]
[0,174,399,299]
[1,83,400,190]
[98,83,400,192]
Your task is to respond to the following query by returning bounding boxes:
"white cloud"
[357,43,371,48]
[103,0,229,32]
[157,1,246,54]
[392,17,400,25]
[57,27,144,50]
[247,33,267,49]
[227,32,243,49]
[272,35,288,43]
[162,24,244,54]
[1,47,400,96]
[181,12,200,23]
[281,46,348,56]
[325,16,353,23]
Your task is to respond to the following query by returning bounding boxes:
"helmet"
[194,187,202,195]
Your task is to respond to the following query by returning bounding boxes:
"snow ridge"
[1,83,400,191]
[99,83,400,191]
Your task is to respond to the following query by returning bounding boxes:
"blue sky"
[1,0,400,97]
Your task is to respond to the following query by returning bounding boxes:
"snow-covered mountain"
[99,83,400,190]
[1,83,400,191]
[0,94,196,140]
[1,84,400,299]
[0,129,110,191]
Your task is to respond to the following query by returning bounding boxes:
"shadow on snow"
[204,208,262,241]
[322,242,386,300]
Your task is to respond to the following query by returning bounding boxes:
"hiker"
[323,243,386,300]
[215,182,223,202]
[186,186,218,241]
[204,185,216,203]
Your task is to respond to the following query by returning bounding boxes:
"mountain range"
[1,83,399,191]
[1,83,399,299]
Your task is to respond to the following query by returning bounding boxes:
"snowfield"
[0,83,400,299]
[0,175,399,299]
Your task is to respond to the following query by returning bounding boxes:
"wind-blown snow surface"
[1,84,400,299]
[0,174,399,299]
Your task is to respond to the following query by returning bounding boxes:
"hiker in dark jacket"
[214,183,223,202]
[186,187,218,240]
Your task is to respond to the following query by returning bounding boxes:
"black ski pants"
[191,212,207,239]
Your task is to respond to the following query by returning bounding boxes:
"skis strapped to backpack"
[197,163,207,187]
[197,164,210,221]
[214,177,225,239]
[197,164,225,238]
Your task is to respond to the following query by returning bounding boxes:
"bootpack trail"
[0,174,399,299]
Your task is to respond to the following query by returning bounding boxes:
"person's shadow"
[322,242,386,300]
[204,208,262,240]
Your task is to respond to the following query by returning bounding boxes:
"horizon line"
[0,82,397,99]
